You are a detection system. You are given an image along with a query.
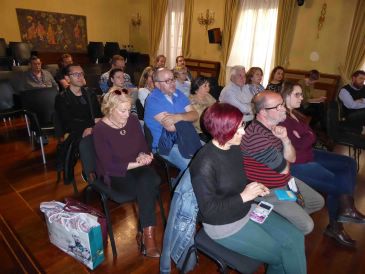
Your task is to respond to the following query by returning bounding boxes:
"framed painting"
[16,8,88,53]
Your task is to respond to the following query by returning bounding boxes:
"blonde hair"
[101,87,132,116]
[139,66,154,88]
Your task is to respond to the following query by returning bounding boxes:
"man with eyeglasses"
[55,64,102,139]
[144,68,199,179]
[241,91,324,235]
[219,65,255,122]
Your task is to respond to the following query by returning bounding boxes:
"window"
[226,0,279,86]
[158,0,185,68]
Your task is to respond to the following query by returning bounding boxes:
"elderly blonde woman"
[93,89,161,258]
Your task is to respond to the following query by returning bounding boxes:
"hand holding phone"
[249,201,274,224]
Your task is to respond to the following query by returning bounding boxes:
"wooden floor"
[1,117,365,274]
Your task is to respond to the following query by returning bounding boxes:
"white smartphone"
[249,201,274,224]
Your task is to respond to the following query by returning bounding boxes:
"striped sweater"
[241,120,291,188]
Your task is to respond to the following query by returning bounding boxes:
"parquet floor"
[1,117,365,274]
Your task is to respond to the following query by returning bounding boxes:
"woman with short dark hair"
[190,102,307,274]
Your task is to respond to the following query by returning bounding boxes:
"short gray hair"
[230,65,245,79]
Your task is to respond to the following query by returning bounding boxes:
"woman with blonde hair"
[93,89,161,258]
[138,66,154,107]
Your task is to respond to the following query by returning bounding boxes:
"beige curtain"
[218,0,241,85]
[182,0,194,58]
[340,0,365,82]
[149,0,168,62]
[274,0,298,67]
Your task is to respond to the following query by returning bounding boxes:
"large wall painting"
[16,8,87,52]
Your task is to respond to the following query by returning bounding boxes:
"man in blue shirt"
[144,68,198,174]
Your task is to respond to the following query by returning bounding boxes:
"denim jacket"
[160,169,199,274]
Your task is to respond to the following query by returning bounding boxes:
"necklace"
[108,117,127,135]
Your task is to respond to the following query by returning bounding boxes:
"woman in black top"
[266,66,285,93]
[190,103,307,274]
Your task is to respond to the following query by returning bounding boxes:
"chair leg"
[100,192,117,257]
[157,193,167,228]
[39,136,46,164]
[179,245,197,274]
[24,114,30,137]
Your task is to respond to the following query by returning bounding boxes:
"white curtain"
[226,0,279,86]
[158,0,185,69]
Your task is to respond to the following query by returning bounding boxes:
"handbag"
[64,198,108,247]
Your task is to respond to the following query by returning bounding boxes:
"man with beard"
[241,91,324,235]
[338,70,365,133]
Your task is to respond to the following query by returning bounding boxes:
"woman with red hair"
[189,103,307,274]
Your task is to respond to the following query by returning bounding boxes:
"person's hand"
[136,152,154,166]
[161,113,181,127]
[82,127,92,138]
[271,126,288,140]
[240,182,270,202]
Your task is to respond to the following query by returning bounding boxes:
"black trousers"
[346,108,365,130]
[110,166,161,228]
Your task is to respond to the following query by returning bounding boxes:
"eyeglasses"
[156,78,175,85]
[293,92,303,98]
[69,72,84,78]
[264,101,285,111]
[113,89,128,95]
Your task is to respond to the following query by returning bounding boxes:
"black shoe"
[324,224,356,248]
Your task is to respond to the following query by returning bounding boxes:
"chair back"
[326,101,340,140]
[104,42,120,62]
[0,38,7,57]
[79,135,97,178]
[43,64,59,77]
[143,123,154,151]
[9,42,32,65]
[136,98,144,121]
[88,42,104,63]
[0,80,16,110]
[20,87,58,128]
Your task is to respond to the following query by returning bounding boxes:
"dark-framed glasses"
[264,101,285,111]
[114,89,128,95]
[69,72,84,78]
[156,78,175,85]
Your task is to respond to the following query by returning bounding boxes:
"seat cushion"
[195,229,262,274]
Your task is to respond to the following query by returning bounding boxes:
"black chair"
[327,100,365,171]
[180,227,262,274]
[143,124,180,193]
[0,38,11,70]
[104,42,120,62]
[0,80,27,129]
[79,135,167,257]
[8,42,32,65]
[43,64,59,78]
[20,87,58,164]
[88,42,104,64]
[135,98,145,121]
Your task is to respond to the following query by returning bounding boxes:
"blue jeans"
[216,212,306,274]
[159,144,191,183]
[291,149,357,220]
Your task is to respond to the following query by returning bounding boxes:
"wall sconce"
[131,13,142,27]
[197,9,215,30]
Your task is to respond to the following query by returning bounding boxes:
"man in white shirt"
[219,65,254,122]
[338,70,365,132]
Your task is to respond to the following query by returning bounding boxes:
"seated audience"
[144,68,199,178]
[55,64,102,140]
[266,66,285,93]
[154,54,166,70]
[190,103,307,274]
[241,91,324,235]
[279,81,365,248]
[138,66,154,107]
[55,53,73,90]
[24,56,58,90]
[298,69,326,129]
[246,67,265,95]
[338,70,365,133]
[107,68,137,115]
[189,76,216,141]
[100,55,132,93]
[175,55,192,80]
[93,90,161,258]
[174,66,191,97]
[219,66,254,122]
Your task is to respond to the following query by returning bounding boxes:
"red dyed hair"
[203,103,243,146]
